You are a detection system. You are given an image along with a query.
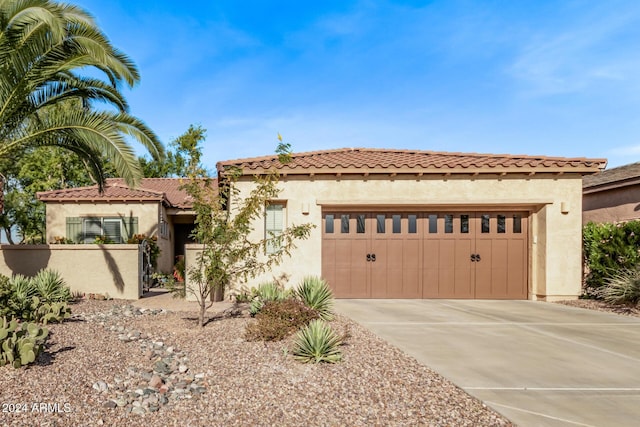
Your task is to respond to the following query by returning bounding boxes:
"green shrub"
[2,271,72,323]
[32,269,71,303]
[245,299,318,342]
[596,268,640,305]
[295,276,334,320]
[0,317,48,369]
[583,221,640,296]
[248,281,291,316]
[292,319,342,364]
[0,275,11,318]
[8,275,36,320]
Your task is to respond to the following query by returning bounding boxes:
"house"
[583,162,640,224]
[218,148,606,301]
[36,178,197,273]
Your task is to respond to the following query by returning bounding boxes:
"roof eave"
[222,164,606,178]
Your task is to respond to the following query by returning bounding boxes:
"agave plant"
[254,281,288,302]
[598,268,640,305]
[292,319,342,364]
[7,275,36,319]
[32,269,71,303]
[295,276,334,320]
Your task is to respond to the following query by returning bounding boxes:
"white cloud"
[508,3,640,97]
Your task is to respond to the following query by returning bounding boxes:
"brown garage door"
[322,211,528,299]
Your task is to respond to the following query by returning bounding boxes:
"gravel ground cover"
[0,299,511,427]
[556,299,640,318]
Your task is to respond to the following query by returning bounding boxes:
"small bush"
[2,271,72,323]
[248,281,291,316]
[32,269,71,303]
[245,299,318,342]
[583,221,640,296]
[292,319,342,364]
[296,276,334,320]
[0,275,12,318]
[596,268,640,305]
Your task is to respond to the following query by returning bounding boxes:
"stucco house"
[583,162,640,224]
[219,148,606,301]
[36,178,196,273]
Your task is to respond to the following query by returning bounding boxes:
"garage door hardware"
[366,254,377,262]
[470,254,482,262]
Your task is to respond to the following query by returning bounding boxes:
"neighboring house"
[36,178,197,273]
[219,148,605,301]
[583,162,640,224]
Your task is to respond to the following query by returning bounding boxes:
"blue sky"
[74,0,640,170]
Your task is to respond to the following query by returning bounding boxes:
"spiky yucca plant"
[598,268,640,305]
[292,319,342,364]
[295,276,334,320]
[32,269,71,303]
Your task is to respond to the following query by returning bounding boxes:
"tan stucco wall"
[44,201,173,273]
[0,244,140,299]
[583,185,640,223]
[230,173,584,300]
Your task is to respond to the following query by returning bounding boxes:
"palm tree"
[0,0,163,189]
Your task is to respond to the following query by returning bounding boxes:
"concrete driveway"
[335,299,640,427]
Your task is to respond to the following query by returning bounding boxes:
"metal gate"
[138,239,153,295]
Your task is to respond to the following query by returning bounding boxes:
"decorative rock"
[102,400,117,409]
[92,381,108,392]
[149,374,164,389]
[131,406,146,415]
[153,361,172,374]
[84,303,204,415]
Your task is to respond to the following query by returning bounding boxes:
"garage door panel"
[507,238,527,299]
[423,240,440,298]
[371,239,388,298]
[323,210,528,300]
[454,238,473,298]
[402,239,421,298]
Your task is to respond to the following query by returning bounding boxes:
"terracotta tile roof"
[36,178,202,209]
[218,148,606,175]
[583,162,640,192]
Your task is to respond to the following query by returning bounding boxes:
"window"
[341,215,350,233]
[513,215,522,233]
[428,214,438,233]
[408,215,417,234]
[481,214,490,233]
[325,214,334,233]
[265,204,284,253]
[460,215,469,233]
[356,215,366,233]
[497,215,506,233]
[80,217,130,243]
[377,214,386,233]
[444,215,453,233]
[65,216,138,243]
[392,215,401,233]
